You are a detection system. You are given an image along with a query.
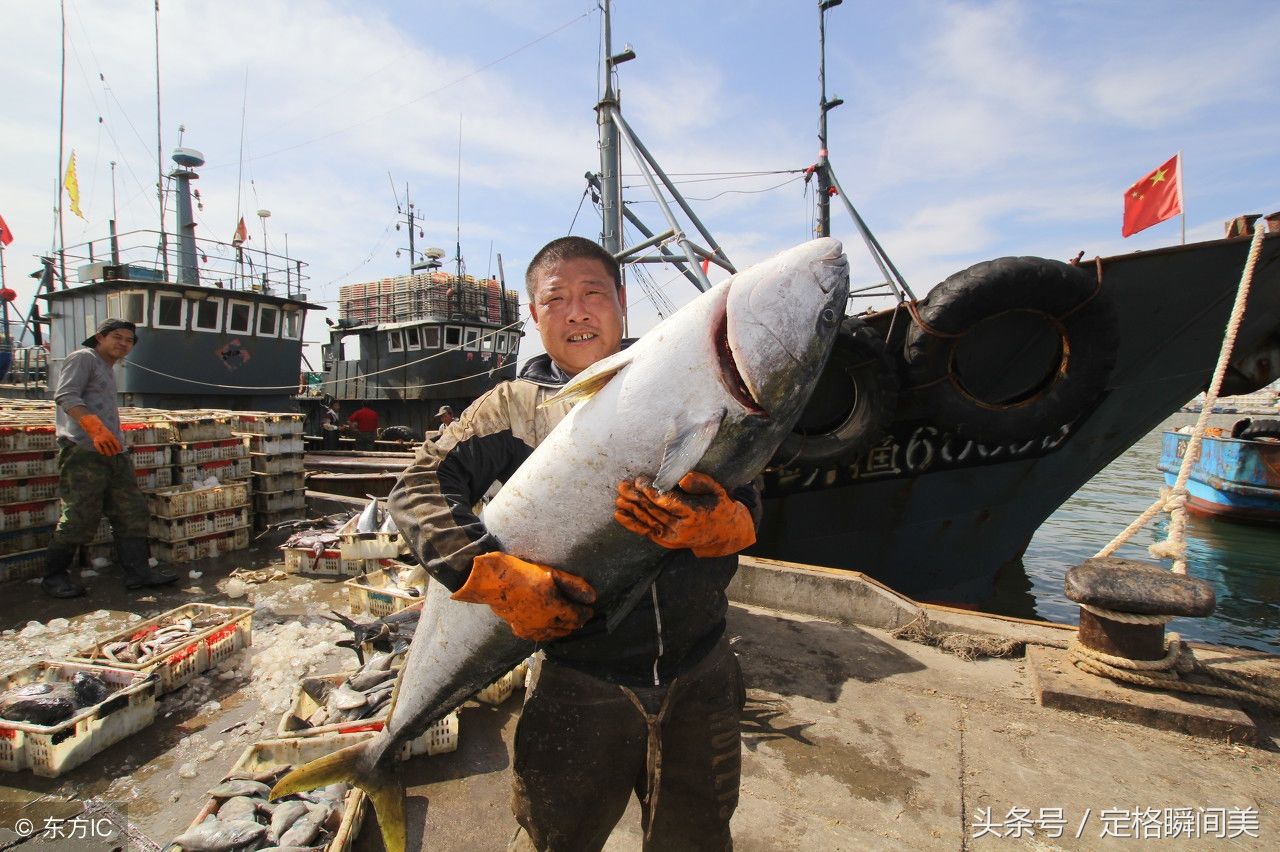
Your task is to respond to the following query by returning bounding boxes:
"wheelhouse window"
[423,326,441,349]
[193,298,223,332]
[496,332,508,353]
[463,328,480,352]
[388,330,404,352]
[405,327,421,350]
[480,331,494,352]
[154,293,186,330]
[227,300,254,334]
[444,325,462,349]
[107,291,148,325]
[258,305,279,337]
[281,309,302,340]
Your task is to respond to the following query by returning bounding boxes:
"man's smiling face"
[529,256,626,377]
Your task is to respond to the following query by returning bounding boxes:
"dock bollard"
[1063,557,1215,661]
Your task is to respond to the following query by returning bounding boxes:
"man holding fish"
[395,236,760,849]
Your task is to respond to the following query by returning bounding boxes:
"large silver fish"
[270,238,850,852]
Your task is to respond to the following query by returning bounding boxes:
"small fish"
[0,682,78,726]
[70,671,111,707]
[267,800,309,844]
[356,497,381,534]
[378,512,399,535]
[329,683,367,711]
[347,668,396,692]
[277,808,326,848]
[171,816,266,852]
[208,779,272,798]
[214,795,258,824]
[227,766,290,785]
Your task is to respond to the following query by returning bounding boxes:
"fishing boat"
[0,146,323,412]
[588,0,1280,601]
[1158,419,1280,524]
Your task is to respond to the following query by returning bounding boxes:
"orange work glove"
[78,414,123,457]
[614,472,756,558]
[452,552,597,642]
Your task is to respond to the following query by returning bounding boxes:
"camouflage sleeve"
[388,385,534,592]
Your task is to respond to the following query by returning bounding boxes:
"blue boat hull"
[1158,431,1280,524]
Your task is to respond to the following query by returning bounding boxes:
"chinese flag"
[232,216,248,246]
[0,213,13,246]
[1122,153,1182,238]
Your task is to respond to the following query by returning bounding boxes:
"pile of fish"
[0,670,114,726]
[354,496,402,537]
[327,608,419,666]
[296,650,403,731]
[92,613,224,666]
[170,768,350,851]
[359,559,425,599]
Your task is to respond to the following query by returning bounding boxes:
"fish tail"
[270,737,408,852]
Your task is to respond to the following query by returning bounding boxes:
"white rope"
[1079,603,1171,626]
[1093,223,1268,569]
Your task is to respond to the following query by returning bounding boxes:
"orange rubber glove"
[78,414,123,457]
[614,472,756,558]
[452,552,597,642]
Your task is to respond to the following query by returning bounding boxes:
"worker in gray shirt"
[42,319,178,598]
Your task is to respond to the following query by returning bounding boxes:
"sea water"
[984,413,1280,653]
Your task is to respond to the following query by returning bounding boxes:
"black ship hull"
[752,233,1280,601]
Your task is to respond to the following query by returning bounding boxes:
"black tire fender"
[772,316,900,468]
[1239,418,1280,440]
[904,256,1119,443]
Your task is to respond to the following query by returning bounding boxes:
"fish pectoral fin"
[270,737,408,852]
[541,348,635,408]
[652,410,725,492]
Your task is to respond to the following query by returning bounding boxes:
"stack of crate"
[0,411,62,584]
[234,413,308,529]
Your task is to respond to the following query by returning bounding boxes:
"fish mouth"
[715,306,767,417]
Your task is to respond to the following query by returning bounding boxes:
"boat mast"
[56,0,67,286]
[154,0,168,279]
[815,0,843,238]
[596,0,624,258]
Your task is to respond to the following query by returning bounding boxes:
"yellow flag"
[64,151,84,219]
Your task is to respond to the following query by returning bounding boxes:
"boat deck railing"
[51,229,310,300]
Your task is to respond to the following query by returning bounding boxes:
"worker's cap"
[436,405,454,416]
[83,318,138,347]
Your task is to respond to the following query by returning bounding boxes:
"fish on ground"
[270,238,850,852]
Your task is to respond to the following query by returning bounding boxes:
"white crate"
[0,661,157,777]
[165,416,233,443]
[240,433,305,455]
[337,511,405,560]
[474,665,525,706]
[234,412,305,436]
[0,452,58,479]
[0,548,45,584]
[344,564,427,617]
[0,525,54,558]
[250,451,305,475]
[252,489,306,513]
[149,507,250,543]
[281,546,368,577]
[0,476,60,506]
[135,466,173,491]
[172,439,247,465]
[255,506,308,530]
[172,734,369,852]
[120,421,167,446]
[128,444,171,469]
[252,471,306,492]
[0,426,58,452]
[153,526,251,563]
[175,457,251,485]
[68,603,253,694]
[0,499,60,532]
[146,481,251,518]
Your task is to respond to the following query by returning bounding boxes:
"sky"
[1,0,1278,367]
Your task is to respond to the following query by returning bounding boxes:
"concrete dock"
[0,550,1275,850]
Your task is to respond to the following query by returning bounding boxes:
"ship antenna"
[154,0,167,279]
[454,114,464,315]
[56,0,67,285]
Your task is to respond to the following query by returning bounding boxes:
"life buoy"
[772,316,900,468]
[904,256,1118,443]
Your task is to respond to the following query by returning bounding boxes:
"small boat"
[1158,419,1280,523]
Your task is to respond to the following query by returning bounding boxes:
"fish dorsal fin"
[653,409,725,492]
[541,348,636,408]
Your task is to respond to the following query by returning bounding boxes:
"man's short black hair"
[525,236,621,303]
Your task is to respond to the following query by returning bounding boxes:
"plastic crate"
[0,476,60,506]
[68,603,253,694]
[172,733,369,852]
[252,471,306,492]
[250,451,305,475]
[172,439,247,465]
[128,444,171,469]
[337,511,405,560]
[146,481,251,518]
[120,421,167,446]
[234,412,305,436]
[252,489,306,513]
[165,416,234,443]
[0,426,58,452]
[0,548,45,584]
[255,506,308,530]
[240,433,305,455]
[281,546,368,577]
[474,664,526,706]
[0,499,60,532]
[0,661,157,777]
[0,452,58,479]
[149,507,250,543]
[344,564,427,617]
[153,526,251,563]
[135,466,173,491]
[175,457,251,485]
[0,525,54,557]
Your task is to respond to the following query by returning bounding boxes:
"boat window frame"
[281,308,302,340]
[257,304,280,337]
[444,325,462,350]
[495,332,507,353]
[404,326,422,351]
[480,330,494,352]
[192,297,224,332]
[388,329,404,352]
[153,292,187,331]
[107,290,149,327]
[227,299,255,335]
[422,326,441,350]
[463,327,480,352]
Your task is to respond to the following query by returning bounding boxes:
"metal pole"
[815,0,836,238]
[154,0,167,280]
[57,0,67,288]
[596,0,624,258]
